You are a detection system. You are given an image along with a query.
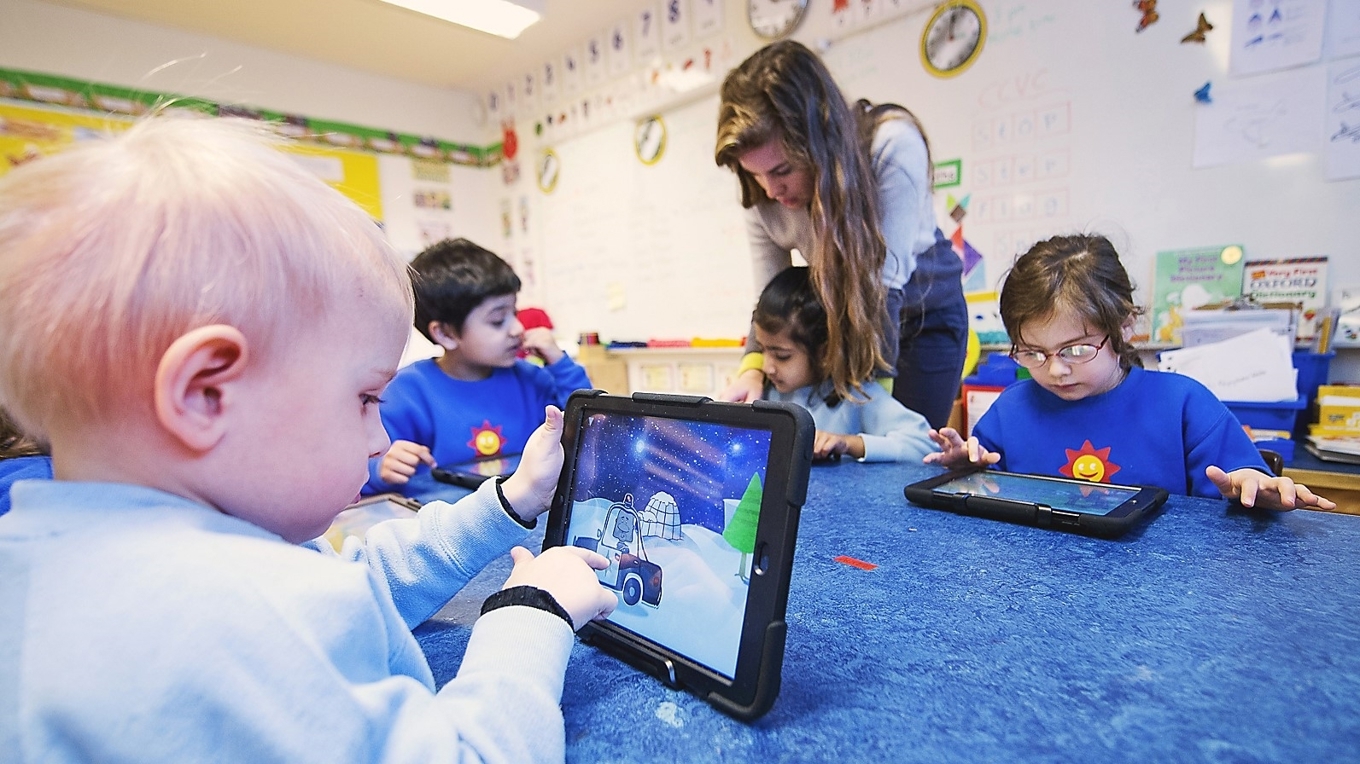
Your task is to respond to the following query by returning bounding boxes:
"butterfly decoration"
[1194,82,1212,104]
[1182,12,1213,43]
[1134,0,1159,33]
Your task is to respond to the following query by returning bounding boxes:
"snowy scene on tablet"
[566,412,772,678]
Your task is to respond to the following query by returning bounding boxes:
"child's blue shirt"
[972,366,1269,497]
[365,356,590,494]
[0,478,574,762]
[764,380,935,462]
[0,455,52,516]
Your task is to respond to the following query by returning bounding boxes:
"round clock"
[748,0,809,40]
[921,0,987,78]
[536,149,559,194]
[634,116,667,166]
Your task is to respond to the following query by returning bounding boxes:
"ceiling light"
[378,0,545,39]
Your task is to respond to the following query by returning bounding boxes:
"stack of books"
[1305,385,1360,463]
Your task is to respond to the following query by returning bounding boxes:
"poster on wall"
[1229,0,1326,77]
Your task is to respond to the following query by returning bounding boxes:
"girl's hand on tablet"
[500,406,565,522]
[502,546,617,631]
[813,431,863,460]
[924,428,999,468]
[1206,466,1336,511]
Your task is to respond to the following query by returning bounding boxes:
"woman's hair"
[409,237,521,341]
[0,115,414,442]
[715,40,891,401]
[999,234,1144,369]
[753,266,829,366]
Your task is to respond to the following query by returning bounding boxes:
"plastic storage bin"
[1225,396,1309,432]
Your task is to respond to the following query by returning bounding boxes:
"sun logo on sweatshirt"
[468,421,505,457]
[1060,440,1121,483]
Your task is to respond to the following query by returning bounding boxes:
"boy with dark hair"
[367,237,591,494]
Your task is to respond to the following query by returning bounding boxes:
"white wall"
[0,0,498,248]
[0,0,489,142]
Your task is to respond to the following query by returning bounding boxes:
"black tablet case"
[904,468,1169,538]
[542,390,813,721]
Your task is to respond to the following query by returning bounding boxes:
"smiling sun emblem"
[467,420,506,457]
[1059,440,1121,483]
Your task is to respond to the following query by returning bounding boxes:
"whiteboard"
[526,0,1360,346]
[536,94,755,342]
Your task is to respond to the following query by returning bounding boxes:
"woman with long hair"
[715,40,967,428]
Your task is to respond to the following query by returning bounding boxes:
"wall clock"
[536,149,560,194]
[748,0,809,40]
[634,116,667,165]
[920,0,987,78]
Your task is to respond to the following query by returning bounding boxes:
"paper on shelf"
[1156,327,1298,402]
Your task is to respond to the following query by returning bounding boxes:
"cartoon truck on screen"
[573,494,663,607]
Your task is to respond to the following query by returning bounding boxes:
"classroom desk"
[404,463,1360,763]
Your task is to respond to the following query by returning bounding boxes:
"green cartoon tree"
[723,473,763,583]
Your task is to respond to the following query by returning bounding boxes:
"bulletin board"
[526,0,1359,345]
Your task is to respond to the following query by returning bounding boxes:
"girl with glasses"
[925,235,1332,511]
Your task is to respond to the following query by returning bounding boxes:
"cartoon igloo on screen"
[638,491,681,541]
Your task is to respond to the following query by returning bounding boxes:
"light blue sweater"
[764,380,935,462]
[0,478,574,763]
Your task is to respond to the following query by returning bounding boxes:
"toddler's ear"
[153,325,249,452]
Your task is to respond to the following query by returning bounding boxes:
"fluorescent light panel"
[378,0,545,39]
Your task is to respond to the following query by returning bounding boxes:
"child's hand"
[814,430,864,460]
[718,369,765,403]
[521,327,565,365]
[1206,466,1337,511]
[379,440,436,485]
[502,546,617,630]
[499,406,565,522]
[923,428,1000,468]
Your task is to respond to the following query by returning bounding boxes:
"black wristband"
[494,477,535,530]
[481,585,573,629]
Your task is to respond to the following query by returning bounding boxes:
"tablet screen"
[447,453,521,477]
[934,471,1140,515]
[563,410,773,679]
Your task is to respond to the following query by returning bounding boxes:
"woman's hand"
[500,406,565,522]
[1206,466,1336,511]
[719,368,765,403]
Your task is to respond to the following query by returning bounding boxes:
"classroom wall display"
[0,68,495,169]
[493,0,1358,348]
[819,0,1358,331]
[0,67,497,264]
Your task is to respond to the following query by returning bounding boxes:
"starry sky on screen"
[570,412,771,534]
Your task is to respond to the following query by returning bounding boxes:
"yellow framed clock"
[921,0,987,79]
[634,116,667,166]
[536,148,559,194]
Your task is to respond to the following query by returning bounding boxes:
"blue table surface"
[403,463,1360,763]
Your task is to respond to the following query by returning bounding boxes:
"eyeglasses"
[1009,336,1110,369]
